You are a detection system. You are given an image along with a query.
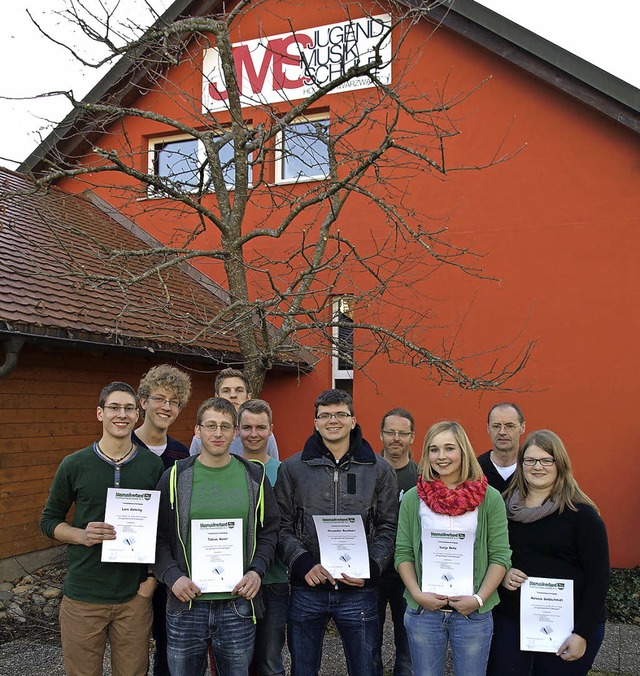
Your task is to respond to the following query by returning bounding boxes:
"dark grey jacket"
[153,454,279,612]
[274,425,398,588]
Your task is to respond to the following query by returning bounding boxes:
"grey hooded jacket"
[153,454,279,612]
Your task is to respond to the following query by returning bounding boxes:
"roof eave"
[0,325,314,373]
[425,0,639,133]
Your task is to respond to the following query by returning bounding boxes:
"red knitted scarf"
[417,475,488,516]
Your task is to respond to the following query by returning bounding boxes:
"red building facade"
[23,0,640,566]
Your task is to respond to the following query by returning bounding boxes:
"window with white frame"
[277,118,330,183]
[332,296,354,391]
[149,134,240,193]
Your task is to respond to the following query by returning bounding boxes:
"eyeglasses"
[382,430,413,438]
[147,395,181,409]
[316,412,352,421]
[199,423,235,433]
[522,457,556,467]
[489,423,520,432]
[103,405,138,414]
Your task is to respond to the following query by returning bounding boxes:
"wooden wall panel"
[0,343,218,559]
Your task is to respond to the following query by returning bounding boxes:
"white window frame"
[332,296,354,386]
[275,116,330,185]
[147,133,244,196]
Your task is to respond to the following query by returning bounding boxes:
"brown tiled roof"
[0,168,311,369]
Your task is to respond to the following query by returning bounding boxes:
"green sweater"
[40,444,164,604]
[394,485,511,613]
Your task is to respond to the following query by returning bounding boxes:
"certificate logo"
[529,580,565,590]
[431,532,466,541]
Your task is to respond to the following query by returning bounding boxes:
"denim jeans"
[253,582,289,676]
[404,606,493,676]
[377,572,413,675]
[166,598,255,676]
[288,586,382,676]
[487,611,605,676]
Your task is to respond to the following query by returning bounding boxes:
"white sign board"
[202,15,392,111]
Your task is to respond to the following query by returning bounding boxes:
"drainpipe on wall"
[0,336,25,377]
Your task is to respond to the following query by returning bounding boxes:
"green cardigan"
[394,485,511,613]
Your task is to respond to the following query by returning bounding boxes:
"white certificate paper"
[520,577,574,653]
[421,528,474,596]
[313,515,370,579]
[191,519,244,593]
[101,488,160,563]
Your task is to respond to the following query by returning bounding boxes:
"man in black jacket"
[275,390,398,676]
[478,402,526,492]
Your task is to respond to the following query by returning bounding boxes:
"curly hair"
[138,364,192,408]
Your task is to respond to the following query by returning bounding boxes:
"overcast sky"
[1,0,638,170]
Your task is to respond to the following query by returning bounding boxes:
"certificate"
[191,519,244,593]
[520,577,574,653]
[101,488,160,563]
[421,528,474,596]
[313,515,370,579]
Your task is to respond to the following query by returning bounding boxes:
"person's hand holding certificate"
[313,515,370,579]
[191,518,244,593]
[101,488,160,563]
[520,577,574,653]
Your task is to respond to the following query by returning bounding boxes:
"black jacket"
[274,424,398,588]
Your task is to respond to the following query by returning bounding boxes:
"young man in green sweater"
[153,397,279,675]
[40,382,164,676]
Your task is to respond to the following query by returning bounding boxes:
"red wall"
[54,1,640,566]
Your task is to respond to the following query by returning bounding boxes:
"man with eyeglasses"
[40,382,164,676]
[275,390,398,676]
[189,367,279,460]
[377,408,418,676]
[132,364,192,676]
[479,403,526,492]
[154,397,279,675]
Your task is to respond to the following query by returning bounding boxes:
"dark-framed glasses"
[316,412,352,420]
[522,457,555,467]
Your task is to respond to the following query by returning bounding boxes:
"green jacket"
[394,485,511,613]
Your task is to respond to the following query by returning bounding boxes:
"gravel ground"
[0,611,429,675]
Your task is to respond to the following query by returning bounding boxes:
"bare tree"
[16,0,529,394]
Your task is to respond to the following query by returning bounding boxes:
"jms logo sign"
[202,15,392,111]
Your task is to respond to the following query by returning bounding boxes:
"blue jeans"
[288,586,382,676]
[253,582,289,676]
[487,611,605,676]
[404,606,493,676]
[166,598,255,676]
[377,572,413,675]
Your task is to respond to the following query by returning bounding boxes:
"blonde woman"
[487,430,609,676]
[395,421,511,676]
